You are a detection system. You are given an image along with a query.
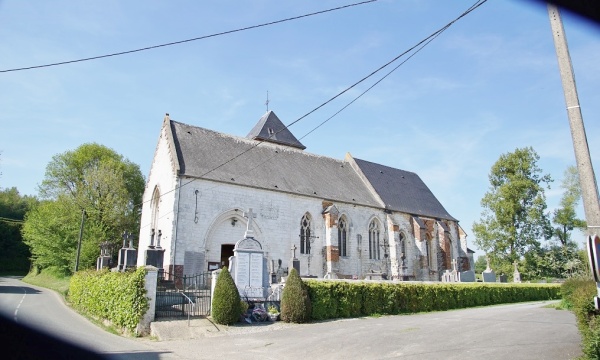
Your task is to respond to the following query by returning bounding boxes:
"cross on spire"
[265,91,270,112]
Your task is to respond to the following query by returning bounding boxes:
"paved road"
[0,276,583,359]
[0,276,163,359]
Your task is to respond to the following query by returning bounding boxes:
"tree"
[553,166,586,247]
[473,147,552,267]
[524,241,587,279]
[211,267,241,325]
[281,268,312,323]
[474,255,487,275]
[0,187,37,272]
[22,143,145,274]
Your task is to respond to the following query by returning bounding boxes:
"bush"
[211,267,241,325]
[562,278,600,359]
[305,280,560,320]
[69,267,148,334]
[281,268,312,323]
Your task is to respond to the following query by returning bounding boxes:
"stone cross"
[451,258,457,272]
[291,244,297,259]
[513,261,519,272]
[243,208,257,238]
[485,256,491,271]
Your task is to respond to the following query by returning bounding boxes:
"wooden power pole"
[548,4,600,235]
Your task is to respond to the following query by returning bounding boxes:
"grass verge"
[22,268,71,298]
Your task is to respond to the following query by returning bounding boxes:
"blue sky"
[1,0,599,258]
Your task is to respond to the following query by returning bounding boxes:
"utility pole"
[74,209,86,273]
[548,4,600,234]
[548,4,600,309]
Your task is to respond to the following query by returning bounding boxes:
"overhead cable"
[0,0,377,73]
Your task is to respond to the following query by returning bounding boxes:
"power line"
[137,0,488,212]
[0,0,377,74]
[300,0,487,139]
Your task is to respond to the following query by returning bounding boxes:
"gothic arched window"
[369,219,381,260]
[338,216,348,257]
[300,213,312,254]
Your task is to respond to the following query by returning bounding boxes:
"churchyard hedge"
[69,267,148,334]
[305,280,560,320]
[561,278,600,359]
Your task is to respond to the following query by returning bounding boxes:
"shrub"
[69,267,148,334]
[564,278,600,359]
[211,267,241,325]
[281,268,312,323]
[304,280,560,321]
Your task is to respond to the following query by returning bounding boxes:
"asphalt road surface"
[0,276,583,359]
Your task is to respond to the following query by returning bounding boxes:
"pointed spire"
[246,111,306,150]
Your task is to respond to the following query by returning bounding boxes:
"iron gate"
[155,271,212,319]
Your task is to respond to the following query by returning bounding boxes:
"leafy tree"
[281,268,312,323]
[211,267,241,325]
[524,241,586,279]
[553,166,586,247]
[473,147,552,268]
[0,187,37,272]
[23,143,145,274]
[474,255,487,275]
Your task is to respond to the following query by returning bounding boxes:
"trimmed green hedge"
[561,278,600,359]
[69,267,149,333]
[306,280,560,320]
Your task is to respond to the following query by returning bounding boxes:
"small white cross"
[291,244,297,259]
[244,208,257,238]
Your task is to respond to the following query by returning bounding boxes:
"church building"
[137,112,471,281]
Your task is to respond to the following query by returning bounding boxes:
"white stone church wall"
[169,178,413,279]
[173,179,331,276]
[137,126,179,269]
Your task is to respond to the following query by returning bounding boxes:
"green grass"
[22,268,71,297]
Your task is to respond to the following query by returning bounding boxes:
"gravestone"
[482,256,496,283]
[513,261,521,283]
[96,241,112,271]
[441,269,453,282]
[450,258,459,282]
[229,209,269,299]
[499,274,508,283]
[117,231,137,271]
[290,244,300,274]
[145,229,165,270]
[482,271,496,282]
[460,270,476,282]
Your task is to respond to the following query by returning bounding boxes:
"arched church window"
[338,216,348,257]
[300,213,312,254]
[369,219,380,260]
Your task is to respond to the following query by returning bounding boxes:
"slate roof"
[169,120,381,207]
[352,158,457,221]
[168,115,457,222]
[246,111,306,150]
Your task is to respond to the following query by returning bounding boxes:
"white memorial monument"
[229,209,269,299]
